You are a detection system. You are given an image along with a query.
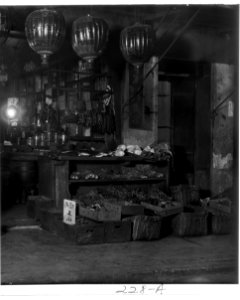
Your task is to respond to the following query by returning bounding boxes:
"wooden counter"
[1,151,170,209]
[38,154,170,209]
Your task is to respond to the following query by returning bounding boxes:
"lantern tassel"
[41,54,49,65]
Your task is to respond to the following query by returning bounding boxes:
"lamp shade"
[0,8,10,45]
[25,8,66,65]
[72,14,109,64]
[120,23,155,68]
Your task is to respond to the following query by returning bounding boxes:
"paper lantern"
[25,8,66,65]
[120,23,155,68]
[0,8,10,45]
[72,14,109,64]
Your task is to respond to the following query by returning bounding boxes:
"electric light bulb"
[6,106,17,119]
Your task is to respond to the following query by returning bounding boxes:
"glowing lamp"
[6,105,18,119]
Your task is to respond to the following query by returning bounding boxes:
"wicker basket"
[211,214,231,235]
[172,211,208,236]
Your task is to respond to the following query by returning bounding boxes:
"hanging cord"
[155,7,180,39]
[122,8,201,111]
[157,6,173,27]
[211,90,235,118]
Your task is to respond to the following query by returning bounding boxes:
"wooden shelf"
[69,136,104,142]
[57,155,169,165]
[69,177,165,185]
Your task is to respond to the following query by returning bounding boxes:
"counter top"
[1,151,170,165]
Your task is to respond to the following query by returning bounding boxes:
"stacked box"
[104,221,132,243]
[172,211,208,236]
[125,215,162,241]
[116,203,145,217]
[78,202,121,221]
[39,208,63,233]
[39,207,132,244]
[208,198,231,214]
[75,223,105,245]
[211,214,232,235]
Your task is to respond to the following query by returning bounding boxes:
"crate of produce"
[208,197,231,214]
[104,220,132,243]
[39,209,105,245]
[61,216,98,241]
[211,213,232,235]
[170,185,200,206]
[106,200,145,217]
[172,210,208,236]
[141,201,183,217]
[27,195,54,220]
[121,203,144,216]
[78,202,121,222]
[125,215,162,241]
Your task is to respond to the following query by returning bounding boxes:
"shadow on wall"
[171,145,194,185]
[154,31,194,61]
[102,27,126,79]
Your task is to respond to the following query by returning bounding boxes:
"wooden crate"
[105,201,144,217]
[172,211,208,236]
[39,209,105,244]
[104,220,132,243]
[120,203,144,217]
[39,208,63,233]
[75,224,105,245]
[126,215,162,241]
[78,202,121,222]
[141,201,183,217]
[211,214,232,235]
[208,198,231,214]
[27,195,54,220]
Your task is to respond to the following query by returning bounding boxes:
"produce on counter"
[112,143,172,160]
[116,144,126,151]
[114,149,125,157]
[85,173,99,180]
[76,186,172,208]
[78,152,90,156]
[70,172,81,180]
[148,187,173,206]
[70,164,164,181]
[70,169,100,180]
[97,186,148,204]
[121,165,164,179]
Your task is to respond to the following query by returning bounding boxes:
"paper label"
[63,199,76,225]
[228,100,234,117]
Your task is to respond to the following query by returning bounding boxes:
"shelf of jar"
[56,155,169,165]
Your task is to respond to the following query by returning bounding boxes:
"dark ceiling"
[0,4,239,79]
[5,5,238,32]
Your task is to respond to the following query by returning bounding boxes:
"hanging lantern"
[0,8,11,45]
[25,8,66,65]
[0,63,8,85]
[72,14,109,65]
[120,23,155,68]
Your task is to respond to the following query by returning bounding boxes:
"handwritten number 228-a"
[116,286,144,294]
[116,286,136,294]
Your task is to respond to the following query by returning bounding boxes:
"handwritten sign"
[63,199,76,225]
[115,285,165,295]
